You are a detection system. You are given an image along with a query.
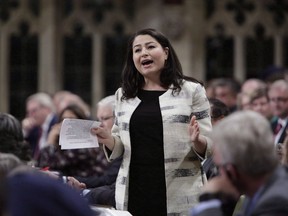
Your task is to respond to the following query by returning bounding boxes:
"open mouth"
[141,59,153,66]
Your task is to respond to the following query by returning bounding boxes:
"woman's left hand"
[189,115,207,155]
[189,115,200,142]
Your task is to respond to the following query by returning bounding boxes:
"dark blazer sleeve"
[76,156,122,188]
[190,207,223,216]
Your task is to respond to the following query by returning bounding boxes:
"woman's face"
[132,34,168,79]
[251,96,272,119]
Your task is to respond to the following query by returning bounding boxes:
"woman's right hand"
[91,127,115,151]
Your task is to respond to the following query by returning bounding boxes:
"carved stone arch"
[61,9,94,36]
[1,2,39,35]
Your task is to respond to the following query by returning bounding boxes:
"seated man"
[7,166,98,216]
[66,155,122,208]
[190,110,288,216]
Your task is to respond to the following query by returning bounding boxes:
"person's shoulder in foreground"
[190,110,288,216]
[7,167,99,216]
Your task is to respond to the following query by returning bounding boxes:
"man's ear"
[224,164,239,182]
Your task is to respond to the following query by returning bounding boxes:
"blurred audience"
[22,92,58,160]
[281,132,288,165]
[0,112,99,216]
[7,167,97,216]
[250,87,273,121]
[203,98,230,180]
[240,78,267,96]
[209,98,230,126]
[53,91,91,118]
[0,113,32,163]
[67,95,122,208]
[268,79,288,146]
[237,92,251,110]
[0,153,23,216]
[238,78,267,111]
[190,111,288,216]
[37,104,109,177]
[211,78,241,112]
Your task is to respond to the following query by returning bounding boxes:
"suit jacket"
[76,155,122,188]
[191,165,288,216]
[271,118,288,144]
[25,114,58,158]
[8,172,95,216]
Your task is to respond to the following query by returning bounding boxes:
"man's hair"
[212,110,278,177]
[0,153,22,178]
[97,95,115,112]
[209,98,230,120]
[26,92,55,112]
[213,78,241,96]
[0,113,31,161]
[250,87,269,103]
[269,79,288,92]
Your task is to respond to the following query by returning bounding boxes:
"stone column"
[91,33,104,117]
[234,35,245,82]
[274,35,283,67]
[0,29,9,112]
[187,0,206,81]
[39,0,61,93]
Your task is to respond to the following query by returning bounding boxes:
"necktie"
[274,122,282,135]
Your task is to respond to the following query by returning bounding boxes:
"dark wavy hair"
[121,28,200,99]
[0,113,31,161]
[209,98,230,120]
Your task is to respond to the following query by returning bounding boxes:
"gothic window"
[104,23,128,95]
[9,21,38,120]
[245,23,273,79]
[63,23,92,106]
[284,37,288,68]
[205,24,234,80]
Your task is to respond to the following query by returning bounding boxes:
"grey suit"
[191,165,288,216]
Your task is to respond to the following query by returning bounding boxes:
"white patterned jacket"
[105,80,212,215]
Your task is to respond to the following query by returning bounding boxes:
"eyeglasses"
[97,116,114,122]
[27,106,42,115]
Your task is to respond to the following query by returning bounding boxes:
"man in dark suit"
[22,92,58,159]
[268,79,288,145]
[190,111,288,216]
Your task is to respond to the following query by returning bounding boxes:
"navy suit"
[25,114,58,158]
[76,156,123,207]
[271,118,288,144]
[190,165,288,216]
[8,171,96,216]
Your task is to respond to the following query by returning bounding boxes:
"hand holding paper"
[59,119,101,150]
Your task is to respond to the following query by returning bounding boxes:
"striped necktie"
[274,122,282,135]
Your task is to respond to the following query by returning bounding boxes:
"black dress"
[128,89,167,216]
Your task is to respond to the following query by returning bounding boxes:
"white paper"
[91,206,132,216]
[59,119,101,150]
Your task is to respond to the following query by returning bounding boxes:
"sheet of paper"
[91,206,132,216]
[59,119,101,150]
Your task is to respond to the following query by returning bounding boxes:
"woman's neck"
[143,80,167,91]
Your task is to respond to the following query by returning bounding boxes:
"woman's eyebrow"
[133,41,155,49]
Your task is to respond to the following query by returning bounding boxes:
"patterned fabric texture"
[105,80,213,214]
[38,145,109,177]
